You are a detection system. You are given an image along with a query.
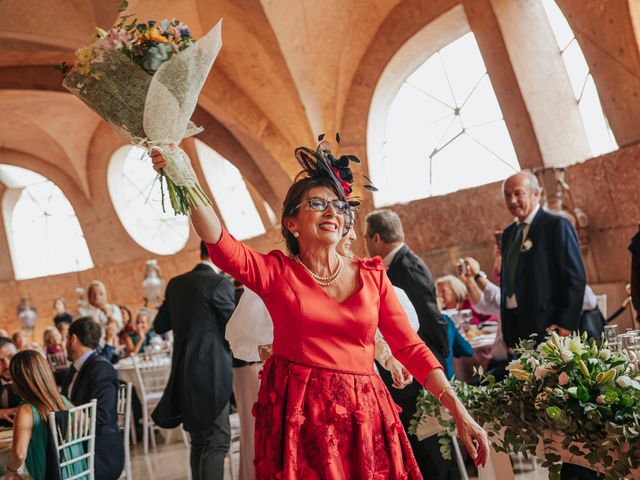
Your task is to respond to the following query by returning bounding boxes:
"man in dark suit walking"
[152,241,236,480]
[501,171,590,480]
[365,209,454,480]
[63,317,124,480]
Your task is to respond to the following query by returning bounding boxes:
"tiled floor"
[130,441,549,480]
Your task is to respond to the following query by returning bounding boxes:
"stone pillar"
[463,0,545,170]
[488,0,592,167]
[556,0,640,147]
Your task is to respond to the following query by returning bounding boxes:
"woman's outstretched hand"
[151,150,167,173]
[454,411,490,467]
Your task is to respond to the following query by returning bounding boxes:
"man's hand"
[547,324,572,336]
[386,358,413,389]
[0,407,16,423]
[463,257,481,276]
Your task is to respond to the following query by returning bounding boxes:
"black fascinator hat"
[294,133,377,208]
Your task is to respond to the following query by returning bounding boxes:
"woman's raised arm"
[150,151,222,243]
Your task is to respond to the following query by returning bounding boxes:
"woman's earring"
[293,231,300,238]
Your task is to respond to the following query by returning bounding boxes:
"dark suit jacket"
[387,245,449,366]
[377,245,449,404]
[500,208,586,347]
[152,264,236,433]
[62,352,124,480]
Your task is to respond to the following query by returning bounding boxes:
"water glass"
[604,325,619,343]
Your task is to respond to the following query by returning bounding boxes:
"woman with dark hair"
[152,138,489,479]
[5,350,86,480]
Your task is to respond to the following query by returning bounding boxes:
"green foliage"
[412,333,640,479]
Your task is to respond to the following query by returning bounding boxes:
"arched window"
[540,0,617,156]
[107,146,190,255]
[195,140,266,240]
[372,32,520,206]
[0,165,93,280]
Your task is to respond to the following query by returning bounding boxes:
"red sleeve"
[377,269,443,385]
[205,227,285,295]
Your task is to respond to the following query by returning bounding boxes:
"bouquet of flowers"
[62,1,222,215]
[411,333,640,479]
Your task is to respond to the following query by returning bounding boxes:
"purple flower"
[148,20,156,26]
[179,27,191,39]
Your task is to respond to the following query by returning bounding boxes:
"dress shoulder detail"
[353,256,387,271]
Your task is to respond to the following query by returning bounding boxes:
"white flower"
[561,349,574,362]
[616,375,640,390]
[566,387,578,396]
[527,357,540,369]
[596,395,607,405]
[534,366,550,380]
[558,372,570,386]
[567,337,584,355]
[521,239,533,252]
[599,349,611,361]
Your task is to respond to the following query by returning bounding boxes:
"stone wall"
[1,143,638,342]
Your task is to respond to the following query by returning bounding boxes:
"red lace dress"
[207,229,442,479]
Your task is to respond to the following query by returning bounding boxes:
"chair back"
[132,349,172,398]
[48,399,97,480]
[117,382,133,479]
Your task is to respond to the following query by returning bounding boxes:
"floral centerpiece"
[62,0,222,215]
[411,332,640,479]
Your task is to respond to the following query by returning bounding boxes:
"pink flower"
[558,371,570,386]
[106,27,132,50]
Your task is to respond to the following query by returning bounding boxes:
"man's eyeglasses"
[295,197,350,215]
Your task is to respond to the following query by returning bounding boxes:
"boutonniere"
[521,239,533,253]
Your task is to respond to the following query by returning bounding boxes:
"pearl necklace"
[295,254,344,287]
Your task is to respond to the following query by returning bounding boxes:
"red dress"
[207,229,442,479]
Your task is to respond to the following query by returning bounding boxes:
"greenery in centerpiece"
[410,332,640,479]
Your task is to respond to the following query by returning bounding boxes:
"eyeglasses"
[295,197,349,214]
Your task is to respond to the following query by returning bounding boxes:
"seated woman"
[125,310,156,356]
[5,350,86,480]
[436,274,496,325]
[43,327,67,370]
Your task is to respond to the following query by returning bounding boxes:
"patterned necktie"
[503,223,526,297]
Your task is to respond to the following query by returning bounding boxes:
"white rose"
[596,394,607,405]
[561,349,574,362]
[599,349,611,361]
[558,372,570,386]
[534,366,550,380]
[616,375,640,390]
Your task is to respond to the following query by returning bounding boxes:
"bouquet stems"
[159,170,211,215]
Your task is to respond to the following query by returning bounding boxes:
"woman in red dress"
[152,140,488,479]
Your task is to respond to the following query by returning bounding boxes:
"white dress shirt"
[505,204,540,309]
[67,350,94,397]
[382,243,405,267]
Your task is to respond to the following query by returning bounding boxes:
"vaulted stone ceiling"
[1,0,640,272]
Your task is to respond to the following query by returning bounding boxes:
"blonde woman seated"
[6,350,86,480]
